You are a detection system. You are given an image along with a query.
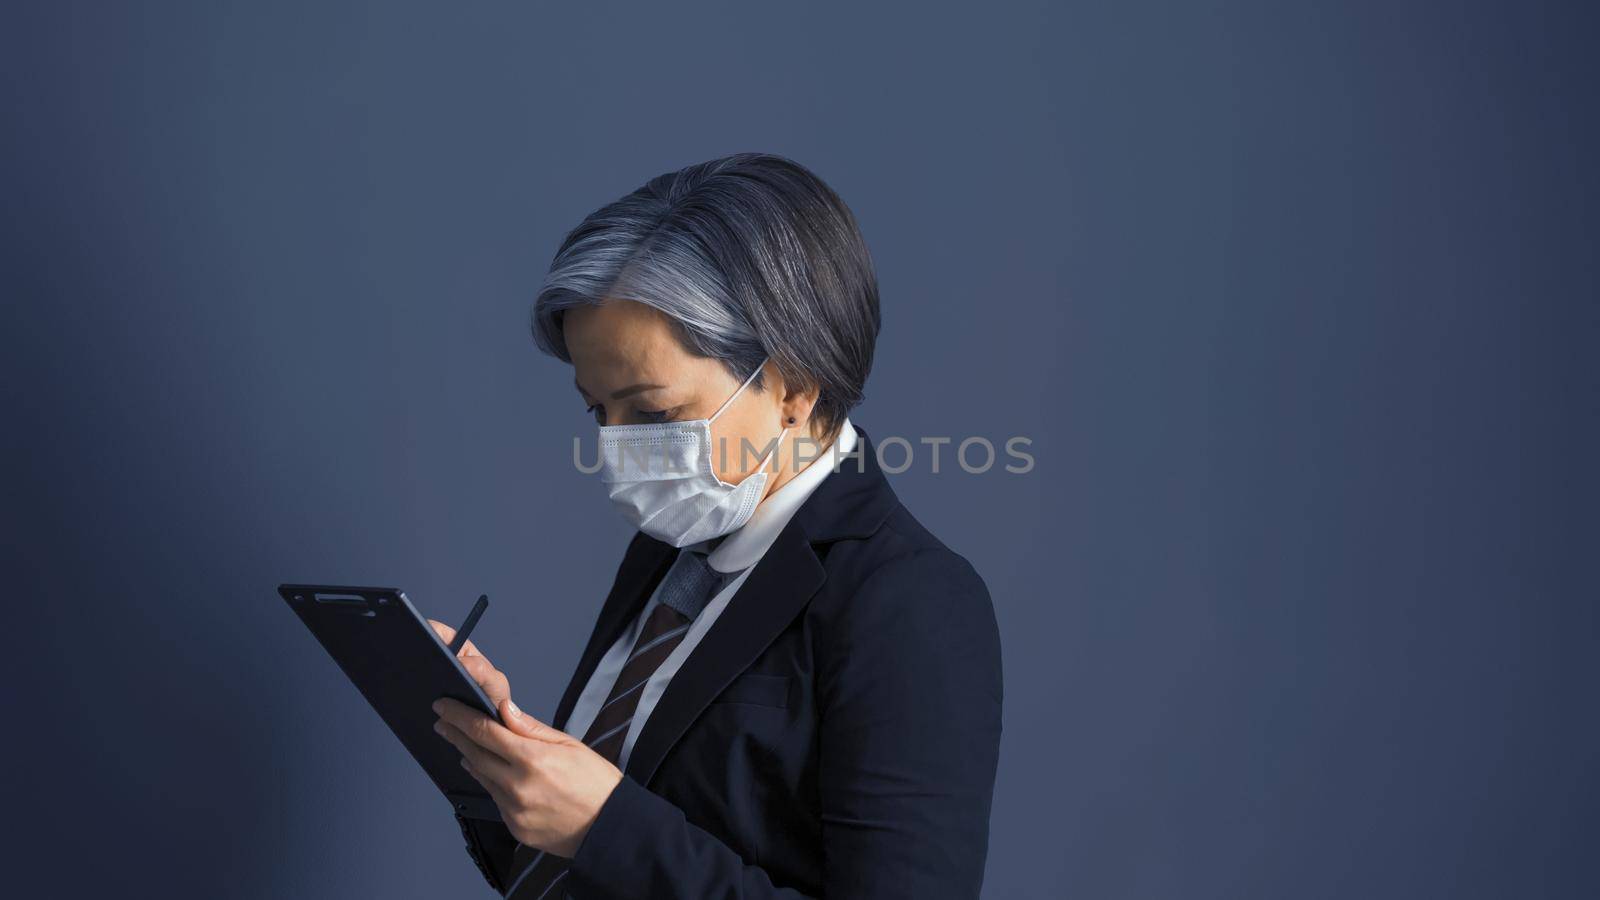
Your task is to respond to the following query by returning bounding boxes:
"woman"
[430,153,1003,899]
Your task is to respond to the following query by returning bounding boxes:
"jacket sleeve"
[564,548,1005,899]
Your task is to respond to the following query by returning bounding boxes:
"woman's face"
[564,299,803,488]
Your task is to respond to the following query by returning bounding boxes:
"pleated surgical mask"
[595,360,786,548]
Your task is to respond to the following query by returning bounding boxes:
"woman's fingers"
[458,655,511,704]
[499,698,572,745]
[434,719,516,784]
[427,618,483,658]
[425,621,510,702]
[463,756,517,813]
[434,698,525,760]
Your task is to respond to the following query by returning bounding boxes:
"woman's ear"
[778,376,821,436]
[760,359,820,435]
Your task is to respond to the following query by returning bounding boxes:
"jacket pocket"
[710,672,791,709]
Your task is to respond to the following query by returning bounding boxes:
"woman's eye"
[636,407,678,424]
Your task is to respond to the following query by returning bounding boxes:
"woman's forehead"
[567,301,726,396]
[569,303,675,366]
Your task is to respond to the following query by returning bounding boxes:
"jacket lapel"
[552,533,677,731]
[624,515,827,786]
[566,430,898,782]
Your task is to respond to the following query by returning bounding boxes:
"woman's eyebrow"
[574,377,666,400]
[611,382,665,399]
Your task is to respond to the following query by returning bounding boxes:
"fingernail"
[432,721,444,735]
[431,700,444,714]
[507,699,522,718]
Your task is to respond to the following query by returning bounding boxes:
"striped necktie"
[504,548,725,899]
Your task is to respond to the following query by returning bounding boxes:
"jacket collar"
[552,429,898,784]
[790,426,898,544]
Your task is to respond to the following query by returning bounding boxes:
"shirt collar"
[694,418,859,574]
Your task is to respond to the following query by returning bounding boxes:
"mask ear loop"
[762,426,790,475]
[706,359,784,489]
[708,358,770,423]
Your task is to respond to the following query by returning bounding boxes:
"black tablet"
[278,583,504,821]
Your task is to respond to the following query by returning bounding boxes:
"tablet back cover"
[279,584,502,820]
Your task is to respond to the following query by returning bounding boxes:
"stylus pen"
[448,594,489,655]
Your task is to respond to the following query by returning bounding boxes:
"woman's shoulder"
[806,497,1003,707]
[809,497,998,652]
[823,490,983,578]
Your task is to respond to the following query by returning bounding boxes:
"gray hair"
[531,152,879,437]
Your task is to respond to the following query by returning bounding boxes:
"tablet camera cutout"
[314,591,377,617]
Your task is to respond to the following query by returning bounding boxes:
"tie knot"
[656,549,724,620]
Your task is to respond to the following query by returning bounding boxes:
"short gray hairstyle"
[532,152,880,437]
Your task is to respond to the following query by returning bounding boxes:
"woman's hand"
[427,618,510,706]
[433,696,623,858]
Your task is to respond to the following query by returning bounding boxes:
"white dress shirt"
[563,418,859,769]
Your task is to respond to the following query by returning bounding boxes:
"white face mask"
[596,360,787,548]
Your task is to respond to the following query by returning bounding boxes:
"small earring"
[787,416,797,425]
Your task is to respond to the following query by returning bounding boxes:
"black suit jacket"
[458,430,1004,898]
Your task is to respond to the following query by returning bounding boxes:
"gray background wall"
[3,1,1595,898]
